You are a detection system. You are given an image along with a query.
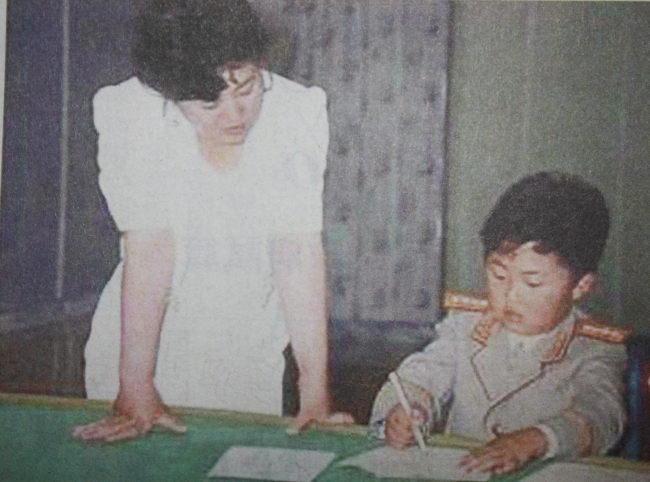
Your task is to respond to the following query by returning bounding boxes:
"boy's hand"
[458,427,548,475]
[385,404,426,450]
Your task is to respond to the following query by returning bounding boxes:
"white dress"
[84,73,328,415]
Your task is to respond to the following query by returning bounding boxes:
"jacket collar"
[469,310,578,404]
[471,309,577,363]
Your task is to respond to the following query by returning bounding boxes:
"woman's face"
[177,64,263,146]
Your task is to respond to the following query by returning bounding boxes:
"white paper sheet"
[207,446,336,482]
[520,462,650,482]
[337,445,490,481]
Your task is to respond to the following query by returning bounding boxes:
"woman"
[73,0,351,442]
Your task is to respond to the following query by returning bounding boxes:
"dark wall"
[63,1,134,298]
[1,1,135,310]
[1,1,64,306]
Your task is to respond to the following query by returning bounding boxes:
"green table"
[1,394,648,481]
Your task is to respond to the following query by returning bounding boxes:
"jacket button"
[491,423,503,436]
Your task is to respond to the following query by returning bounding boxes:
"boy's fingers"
[388,406,409,426]
[387,431,412,449]
[411,408,426,426]
[386,421,415,448]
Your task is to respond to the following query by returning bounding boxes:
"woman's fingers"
[321,411,355,425]
[73,411,187,442]
[153,412,187,434]
[288,410,316,433]
[104,424,141,443]
[72,416,138,441]
[288,409,354,434]
[71,416,121,439]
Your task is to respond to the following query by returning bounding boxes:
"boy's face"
[485,241,589,336]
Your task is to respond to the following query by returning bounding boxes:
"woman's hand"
[458,426,549,475]
[271,233,354,433]
[289,385,354,433]
[293,409,355,431]
[385,404,426,450]
[72,389,186,443]
[73,229,178,443]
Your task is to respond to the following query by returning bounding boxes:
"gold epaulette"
[576,316,633,344]
[442,290,488,312]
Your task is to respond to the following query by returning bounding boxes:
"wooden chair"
[622,334,650,460]
[442,290,488,313]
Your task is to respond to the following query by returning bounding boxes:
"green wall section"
[445,2,649,330]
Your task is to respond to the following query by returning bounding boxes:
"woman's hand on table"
[272,234,354,434]
[73,230,181,442]
[289,388,354,433]
[458,426,548,475]
[385,404,426,450]
[71,389,186,442]
[291,407,355,433]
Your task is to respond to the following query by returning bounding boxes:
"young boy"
[370,172,628,475]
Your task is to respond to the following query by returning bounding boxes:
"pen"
[388,372,426,449]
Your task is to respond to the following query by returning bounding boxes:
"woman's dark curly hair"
[480,171,610,278]
[132,0,266,101]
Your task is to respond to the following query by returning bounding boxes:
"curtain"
[255,0,450,322]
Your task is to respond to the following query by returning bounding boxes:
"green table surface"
[1,393,648,482]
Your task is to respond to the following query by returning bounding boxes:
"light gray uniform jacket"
[370,308,627,458]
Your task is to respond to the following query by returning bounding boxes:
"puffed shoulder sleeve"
[93,81,179,232]
[271,85,328,235]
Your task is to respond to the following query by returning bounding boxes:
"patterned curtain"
[253,0,450,323]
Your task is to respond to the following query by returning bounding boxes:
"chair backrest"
[622,334,650,460]
[442,290,488,313]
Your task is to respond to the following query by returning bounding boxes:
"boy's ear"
[572,272,595,301]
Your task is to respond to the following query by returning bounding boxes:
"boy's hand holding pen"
[385,372,427,450]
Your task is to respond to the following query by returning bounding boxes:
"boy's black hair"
[132,0,266,101]
[480,171,609,277]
